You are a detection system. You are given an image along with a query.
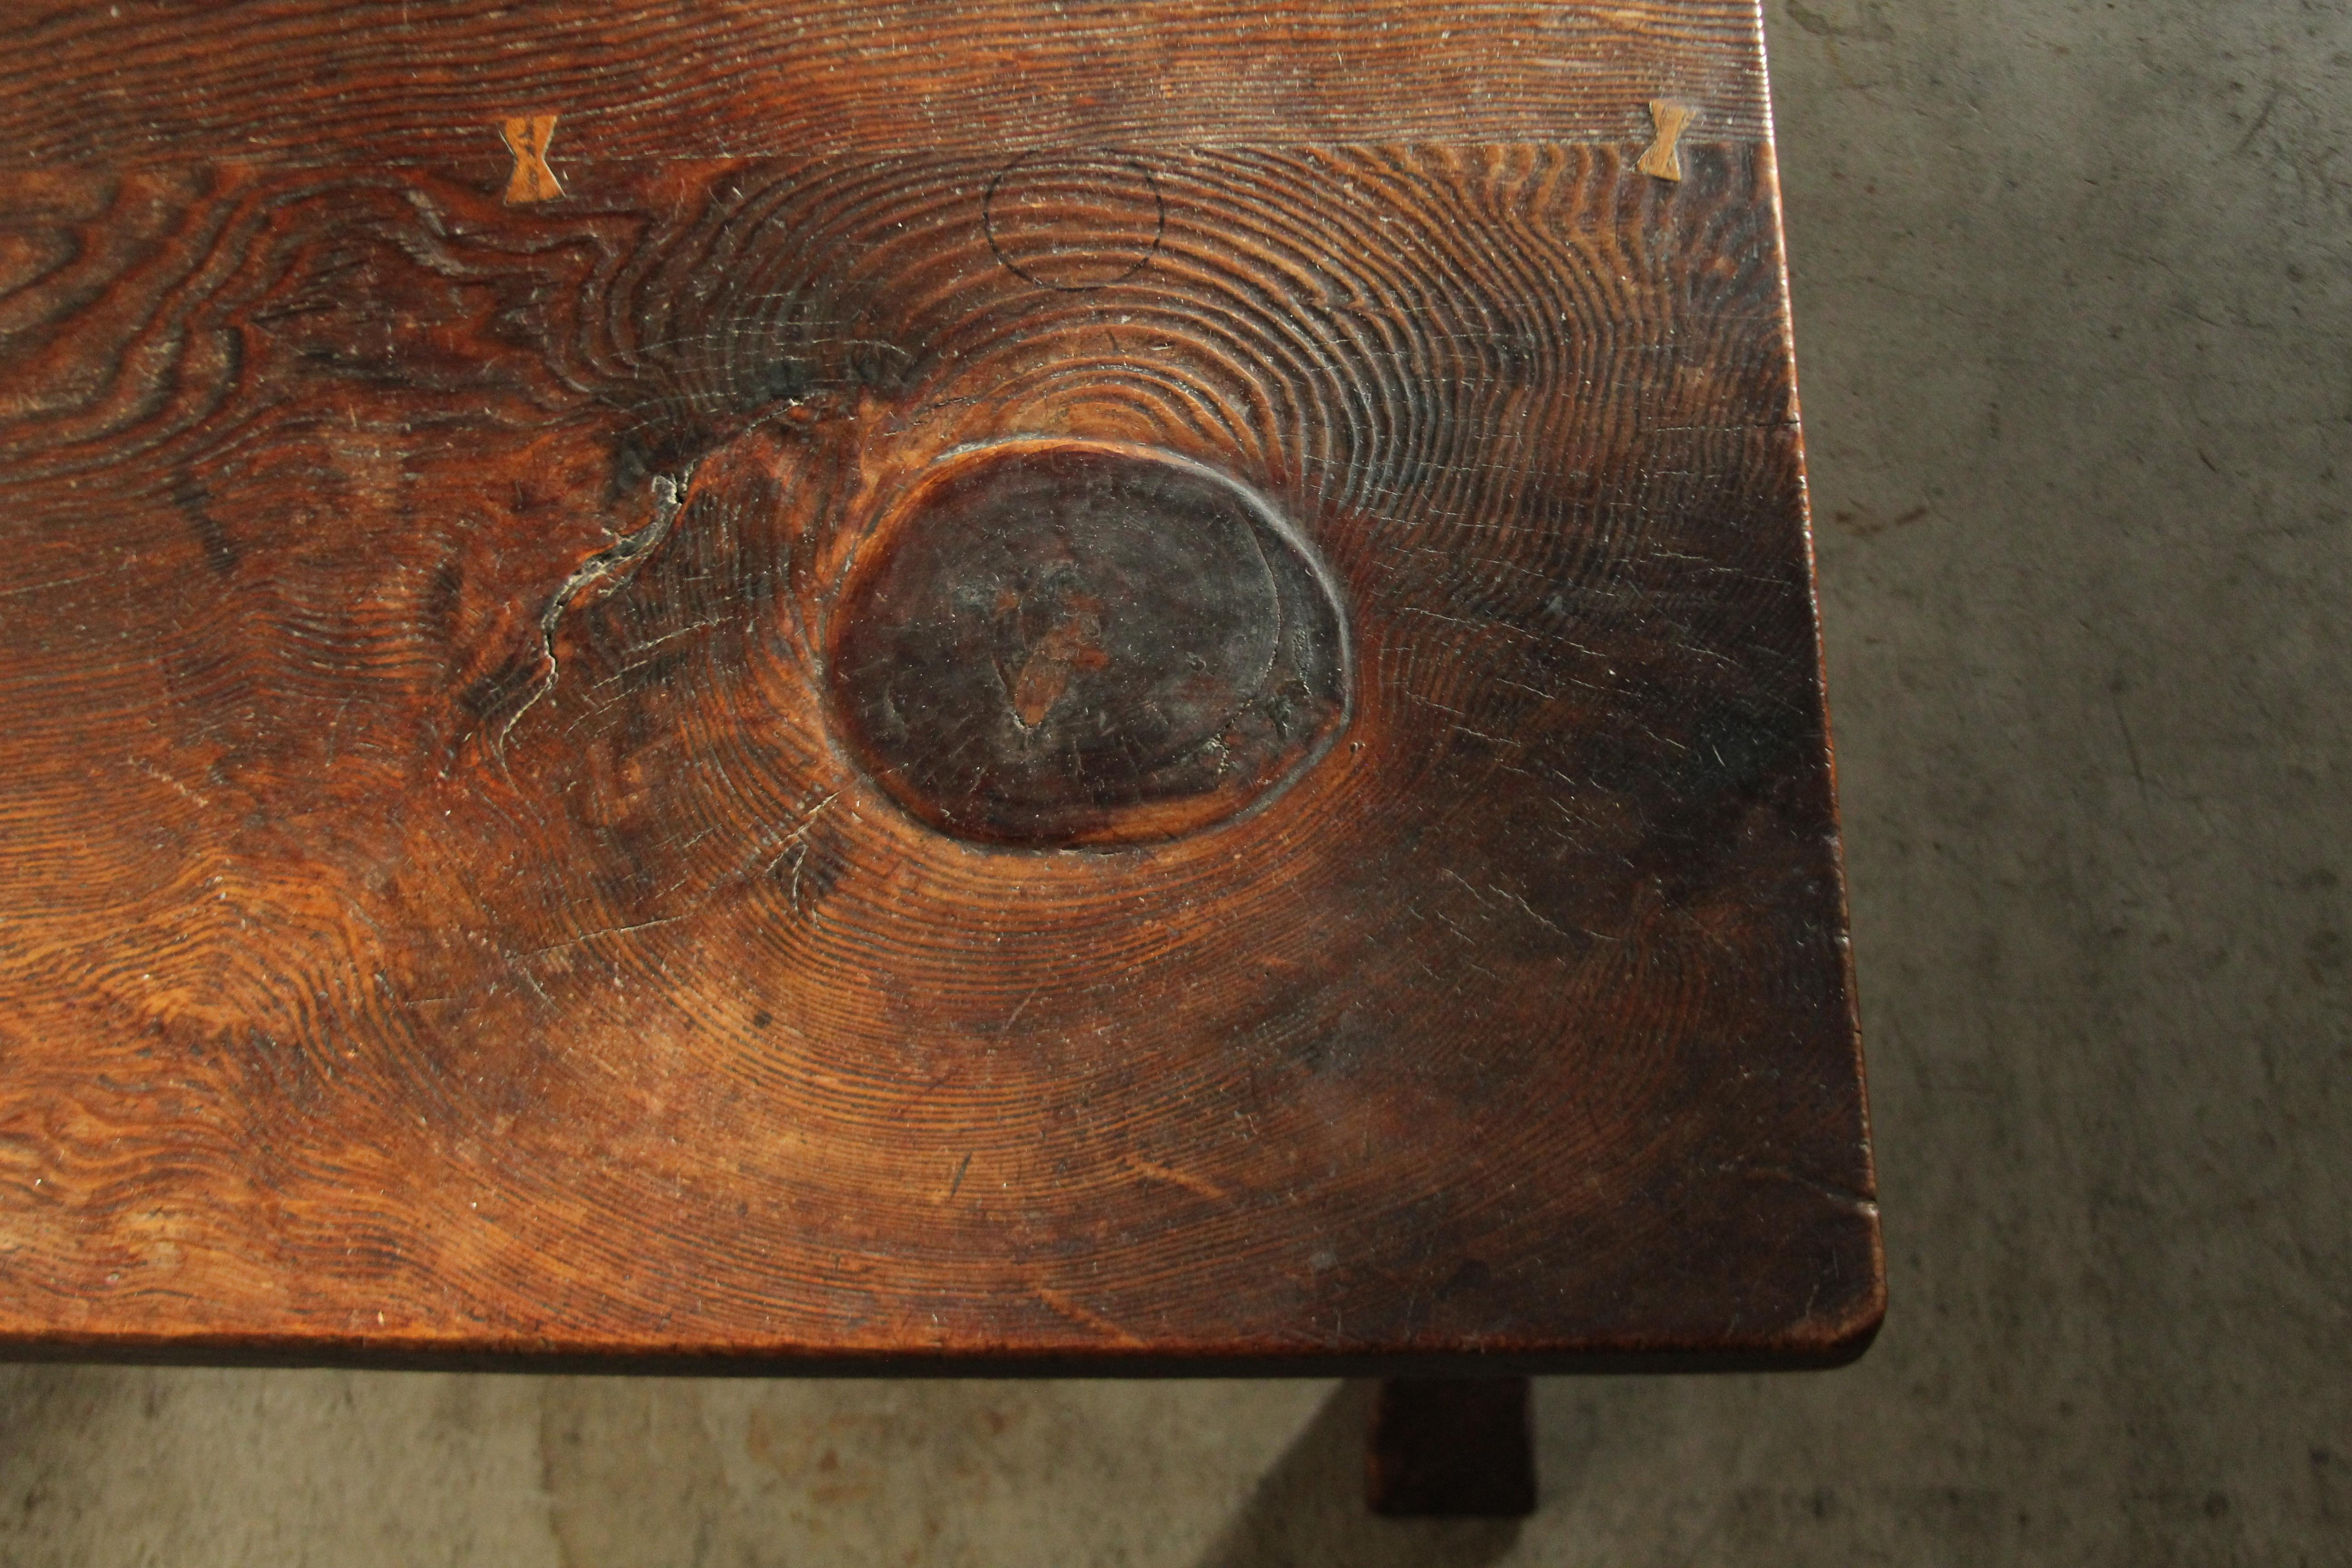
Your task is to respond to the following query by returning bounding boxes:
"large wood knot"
[825,440,1350,848]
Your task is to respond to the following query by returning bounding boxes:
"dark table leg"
[1364,1376,1537,1517]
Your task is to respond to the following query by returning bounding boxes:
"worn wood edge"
[0,1295,1885,1378]
[0,1331,1882,1378]
[0,1276,1884,1374]
[1757,117,1887,1352]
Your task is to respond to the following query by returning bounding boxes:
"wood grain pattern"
[0,2,1774,166]
[0,1,1880,1371]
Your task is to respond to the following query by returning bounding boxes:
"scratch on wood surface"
[500,113,564,204]
[1125,1158,1229,1201]
[1726,1162,1880,1217]
[498,470,687,757]
[1637,99,1695,181]
[757,790,838,881]
[508,914,690,961]
[1034,1286,1145,1346]
[993,982,1048,1035]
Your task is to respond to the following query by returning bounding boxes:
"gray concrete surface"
[5,0,2347,1562]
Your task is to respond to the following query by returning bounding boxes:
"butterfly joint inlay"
[1638,100,1696,182]
[501,113,564,204]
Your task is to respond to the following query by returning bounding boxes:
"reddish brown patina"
[0,0,1879,1372]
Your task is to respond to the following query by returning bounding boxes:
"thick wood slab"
[0,0,1880,1369]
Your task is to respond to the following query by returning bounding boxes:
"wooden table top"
[0,0,1881,1372]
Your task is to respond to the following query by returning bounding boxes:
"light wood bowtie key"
[501,113,564,203]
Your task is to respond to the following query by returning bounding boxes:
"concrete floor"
[5,0,2347,1562]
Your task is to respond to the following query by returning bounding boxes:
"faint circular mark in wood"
[827,440,1351,848]
[983,148,1166,291]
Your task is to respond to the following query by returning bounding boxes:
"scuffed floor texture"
[3,0,2346,1561]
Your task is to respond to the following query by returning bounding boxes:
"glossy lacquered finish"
[0,0,1880,1370]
